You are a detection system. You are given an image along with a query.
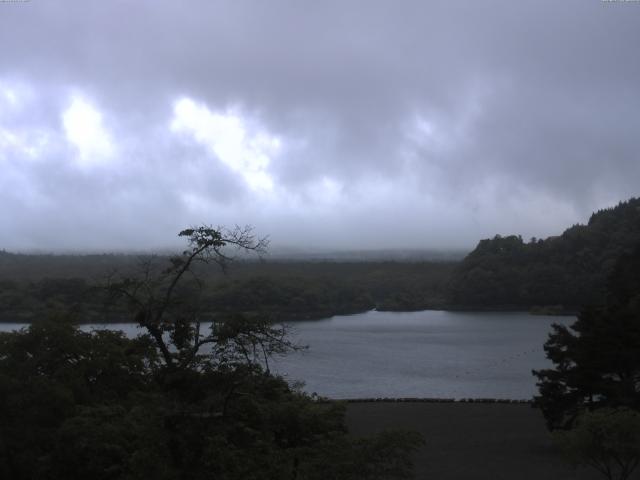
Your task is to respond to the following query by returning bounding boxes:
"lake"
[0,310,572,400]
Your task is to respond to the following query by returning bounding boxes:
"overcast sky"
[1,0,639,252]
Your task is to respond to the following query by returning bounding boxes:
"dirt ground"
[346,402,619,480]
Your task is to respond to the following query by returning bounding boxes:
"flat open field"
[346,402,613,480]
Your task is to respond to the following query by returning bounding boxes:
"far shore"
[0,305,577,325]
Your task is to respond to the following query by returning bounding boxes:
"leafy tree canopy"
[533,245,640,430]
[553,407,640,480]
[449,197,640,311]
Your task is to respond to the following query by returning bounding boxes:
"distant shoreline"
[0,306,577,325]
[0,305,578,325]
[324,397,535,404]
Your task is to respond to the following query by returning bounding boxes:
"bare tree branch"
[103,224,290,375]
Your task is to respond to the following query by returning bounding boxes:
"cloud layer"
[1,0,639,251]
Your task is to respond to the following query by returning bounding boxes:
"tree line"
[0,256,455,323]
[448,198,640,312]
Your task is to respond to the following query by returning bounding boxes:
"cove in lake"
[0,310,573,400]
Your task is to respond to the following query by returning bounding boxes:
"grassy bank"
[346,402,606,479]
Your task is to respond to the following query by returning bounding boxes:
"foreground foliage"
[533,245,640,430]
[553,408,640,480]
[0,321,422,479]
[534,244,640,479]
[0,226,423,479]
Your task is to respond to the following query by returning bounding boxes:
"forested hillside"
[0,257,455,322]
[448,198,640,312]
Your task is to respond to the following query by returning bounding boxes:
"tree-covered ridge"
[448,197,640,311]
[0,260,455,323]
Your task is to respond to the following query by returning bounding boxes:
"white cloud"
[62,95,114,167]
[0,128,51,162]
[1,86,18,108]
[0,80,32,114]
[170,97,280,191]
[0,82,52,163]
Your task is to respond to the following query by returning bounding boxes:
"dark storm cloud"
[0,0,638,250]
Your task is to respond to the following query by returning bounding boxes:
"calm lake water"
[0,310,573,400]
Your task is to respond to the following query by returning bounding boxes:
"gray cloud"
[0,0,639,251]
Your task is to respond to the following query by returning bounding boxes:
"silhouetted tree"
[0,225,425,479]
[105,225,296,374]
[533,245,640,430]
[0,319,423,479]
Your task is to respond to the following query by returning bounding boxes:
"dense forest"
[1,197,638,322]
[447,198,640,313]
[0,255,455,323]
